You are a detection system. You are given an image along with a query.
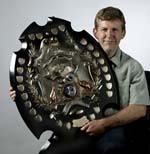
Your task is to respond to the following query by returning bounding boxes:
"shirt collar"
[110,48,122,67]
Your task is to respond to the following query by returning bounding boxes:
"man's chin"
[103,48,113,53]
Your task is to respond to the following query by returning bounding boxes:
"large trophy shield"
[10,17,119,140]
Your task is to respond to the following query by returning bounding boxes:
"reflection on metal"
[72,116,89,127]
[18,58,25,65]
[17,84,25,92]
[106,83,112,89]
[16,67,24,74]
[16,76,23,83]
[35,115,43,122]
[89,113,96,120]
[10,17,119,139]
[24,101,32,108]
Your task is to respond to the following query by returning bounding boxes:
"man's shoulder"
[121,50,143,68]
[120,50,145,76]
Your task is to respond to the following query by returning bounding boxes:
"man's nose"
[106,30,114,37]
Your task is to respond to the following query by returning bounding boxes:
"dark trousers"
[39,118,148,154]
[95,127,130,154]
[95,118,149,154]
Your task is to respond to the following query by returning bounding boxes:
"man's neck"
[106,48,118,59]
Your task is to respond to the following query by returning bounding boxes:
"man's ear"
[93,28,98,39]
[121,30,126,39]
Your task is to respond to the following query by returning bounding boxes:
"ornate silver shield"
[10,17,119,140]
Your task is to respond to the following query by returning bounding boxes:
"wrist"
[103,115,120,129]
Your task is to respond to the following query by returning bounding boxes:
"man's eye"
[102,28,107,32]
[112,28,118,32]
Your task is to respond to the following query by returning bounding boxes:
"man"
[10,6,150,154]
[80,6,150,154]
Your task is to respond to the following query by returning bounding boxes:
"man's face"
[93,19,125,57]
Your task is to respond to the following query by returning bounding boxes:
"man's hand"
[80,118,108,136]
[9,86,16,101]
[80,104,146,137]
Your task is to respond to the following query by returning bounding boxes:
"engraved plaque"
[9,17,119,140]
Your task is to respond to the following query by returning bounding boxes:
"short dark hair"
[94,6,126,31]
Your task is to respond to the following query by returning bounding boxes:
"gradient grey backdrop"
[1,0,150,154]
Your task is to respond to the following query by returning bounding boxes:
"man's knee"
[96,142,129,154]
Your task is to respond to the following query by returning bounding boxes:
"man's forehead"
[98,19,123,28]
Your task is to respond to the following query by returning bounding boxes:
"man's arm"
[80,104,146,136]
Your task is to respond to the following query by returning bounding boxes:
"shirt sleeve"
[129,62,150,105]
